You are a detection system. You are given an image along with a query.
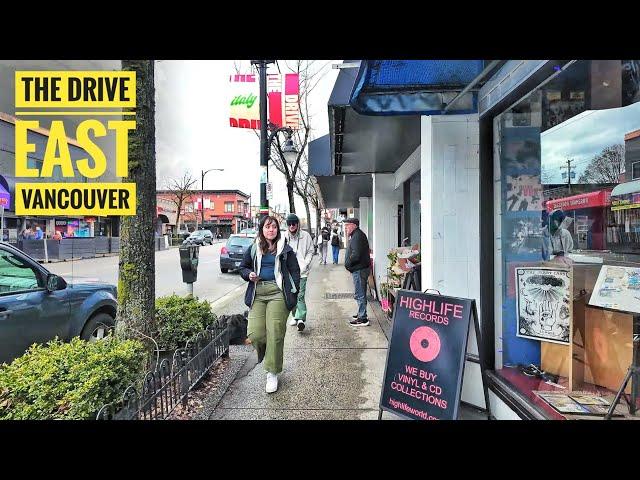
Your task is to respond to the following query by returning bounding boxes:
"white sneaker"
[289,317,297,326]
[297,319,306,332]
[266,372,279,393]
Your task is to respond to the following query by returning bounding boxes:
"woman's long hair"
[257,215,281,255]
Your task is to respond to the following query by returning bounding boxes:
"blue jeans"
[332,245,339,264]
[352,268,369,319]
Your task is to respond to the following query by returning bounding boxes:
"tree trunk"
[116,60,156,343]
[287,179,296,213]
[302,195,312,235]
[315,207,321,240]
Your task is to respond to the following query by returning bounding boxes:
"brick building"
[156,190,250,238]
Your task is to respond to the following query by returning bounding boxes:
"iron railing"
[96,321,229,420]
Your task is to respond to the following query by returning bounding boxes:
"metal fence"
[96,321,229,420]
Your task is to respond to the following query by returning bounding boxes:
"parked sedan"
[220,234,256,273]
[183,229,214,246]
[0,242,118,365]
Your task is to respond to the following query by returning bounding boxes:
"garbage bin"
[179,244,200,285]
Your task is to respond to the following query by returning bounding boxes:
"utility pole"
[560,158,575,194]
[251,60,274,221]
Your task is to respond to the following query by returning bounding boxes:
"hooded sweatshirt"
[285,228,314,277]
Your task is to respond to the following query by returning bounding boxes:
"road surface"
[44,242,246,302]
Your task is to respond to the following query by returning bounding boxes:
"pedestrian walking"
[284,213,314,332]
[343,218,371,326]
[240,215,301,393]
[331,227,340,264]
[319,223,330,264]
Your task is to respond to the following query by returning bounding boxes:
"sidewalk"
[206,250,394,420]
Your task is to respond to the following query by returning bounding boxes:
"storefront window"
[494,60,640,417]
[408,172,421,246]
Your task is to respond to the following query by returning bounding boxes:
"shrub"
[0,337,145,420]
[154,295,216,350]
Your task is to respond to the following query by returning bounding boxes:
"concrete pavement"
[207,250,397,420]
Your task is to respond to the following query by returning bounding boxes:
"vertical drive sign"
[229,73,299,129]
[379,290,474,420]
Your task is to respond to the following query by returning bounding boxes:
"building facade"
[156,190,250,238]
[313,59,640,420]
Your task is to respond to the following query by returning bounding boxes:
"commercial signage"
[229,73,300,130]
[379,290,474,420]
[0,181,10,210]
[546,190,611,212]
[266,182,273,201]
[611,192,640,211]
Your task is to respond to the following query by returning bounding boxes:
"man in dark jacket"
[344,218,370,326]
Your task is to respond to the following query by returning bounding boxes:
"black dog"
[217,311,248,345]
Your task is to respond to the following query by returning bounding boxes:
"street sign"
[260,166,268,184]
[266,182,273,201]
[379,289,483,420]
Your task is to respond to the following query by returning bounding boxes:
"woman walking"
[330,227,340,264]
[240,215,301,393]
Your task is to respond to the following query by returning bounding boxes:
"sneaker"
[266,372,278,393]
[297,319,306,332]
[352,314,359,319]
[350,317,370,327]
[289,317,298,326]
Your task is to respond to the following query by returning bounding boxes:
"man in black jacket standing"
[343,218,371,326]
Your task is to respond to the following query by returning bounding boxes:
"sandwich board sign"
[379,289,487,420]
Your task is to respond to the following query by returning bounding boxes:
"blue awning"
[350,60,484,115]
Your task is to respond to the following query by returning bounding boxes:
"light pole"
[201,168,224,228]
[251,60,298,221]
[251,60,274,220]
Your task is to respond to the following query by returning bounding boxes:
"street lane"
[44,242,246,302]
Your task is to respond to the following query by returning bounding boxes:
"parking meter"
[179,245,199,293]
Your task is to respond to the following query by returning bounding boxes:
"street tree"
[236,60,332,214]
[269,60,332,213]
[165,171,197,233]
[116,60,157,344]
[293,150,322,236]
[578,144,625,184]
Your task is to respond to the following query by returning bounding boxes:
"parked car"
[239,228,257,235]
[220,234,256,273]
[183,229,214,245]
[0,242,118,365]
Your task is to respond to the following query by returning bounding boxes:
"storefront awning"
[315,174,372,209]
[350,60,484,115]
[611,179,640,197]
[546,190,611,212]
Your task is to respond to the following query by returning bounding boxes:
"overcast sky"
[154,60,340,220]
[541,102,640,183]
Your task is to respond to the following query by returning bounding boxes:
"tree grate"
[324,292,355,299]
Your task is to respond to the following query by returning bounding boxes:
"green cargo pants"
[247,281,290,374]
[294,277,308,321]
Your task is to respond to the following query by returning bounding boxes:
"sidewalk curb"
[193,345,254,420]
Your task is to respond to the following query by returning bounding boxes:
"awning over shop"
[350,60,484,115]
[308,134,331,177]
[315,174,372,209]
[611,179,640,197]
[546,190,611,212]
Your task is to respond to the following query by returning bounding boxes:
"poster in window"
[504,214,545,255]
[515,267,571,345]
[505,175,543,211]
